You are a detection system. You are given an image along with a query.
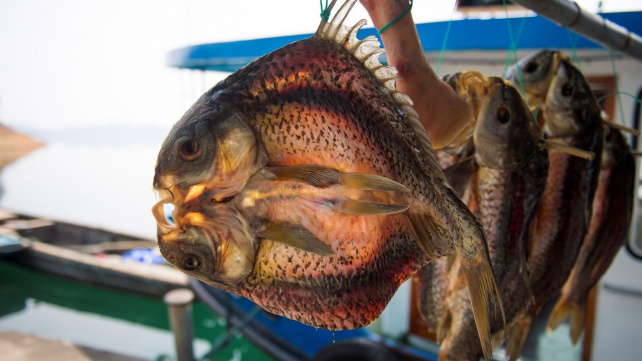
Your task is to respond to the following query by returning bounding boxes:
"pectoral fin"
[267,164,409,192]
[335,199,409,215]
[257,222,334,256]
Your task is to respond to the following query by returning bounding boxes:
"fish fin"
[268,165,340,188]
[404,210,446,260]
[267,164,409,192]
[339,173,410,192]
[569,304,587,345]
[258,223,334,256]
[335,199,409,215]
[442,157,477,197]
[547,298,586,345]
[505,315,534,361]
[436,310,452,345]
[316,0,443,184]
[459,248,504,361]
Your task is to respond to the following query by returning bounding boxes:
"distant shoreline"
[0,124,44,168]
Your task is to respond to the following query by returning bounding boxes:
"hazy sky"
[0,0,636,131]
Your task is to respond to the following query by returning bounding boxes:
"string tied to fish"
[319,0,331,22]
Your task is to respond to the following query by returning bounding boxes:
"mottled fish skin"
[152,0,500,348]
[547,125,635,344]
[506,59,604,360]
[421,78,548,361]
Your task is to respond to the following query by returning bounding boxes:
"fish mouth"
[153,181,257,287]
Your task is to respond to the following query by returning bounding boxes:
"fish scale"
[153,1,500,356]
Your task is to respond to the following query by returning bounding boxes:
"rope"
[436,1,458,76]
[502,0,526,99]
[602,18,627,126]
[320,0,330,22]
[378,0,413,35]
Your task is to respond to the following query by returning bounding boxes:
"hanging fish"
[151,0,501,355]
[547,125,635,344]
[504,49,568,109]
[505,58,604,360]
[418,77,548,361]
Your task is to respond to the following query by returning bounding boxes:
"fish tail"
[405,204,503,360]
[459,244,504,361]
[447,218,503,361]
[569,304,587,345]
[505,315,534,361]
[547,296,586,344]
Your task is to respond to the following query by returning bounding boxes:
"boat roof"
[166,11,642,72]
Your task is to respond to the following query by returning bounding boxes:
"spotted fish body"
[152,1,500,353]
[547,125,635,344]
[419,77,548,361]
[505,58,604,360]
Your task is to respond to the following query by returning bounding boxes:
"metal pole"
[511,0,642,62]
[164,288,196,361]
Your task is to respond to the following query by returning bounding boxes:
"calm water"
[0,129,274,360]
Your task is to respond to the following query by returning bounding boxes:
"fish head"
[153,106,260,193]
[474,77,542,169]
[153,104,263,288]
[505,50,566,107]
[544,59,599,137]
[155,200,257,289]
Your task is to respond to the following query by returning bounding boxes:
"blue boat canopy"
[167,11,642,72]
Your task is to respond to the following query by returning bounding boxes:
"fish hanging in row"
[151,0,501,357]
[546,124,635,344]
[503,51,605,360]
[417,75,548,361]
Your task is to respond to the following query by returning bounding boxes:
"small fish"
[151,0,501,354]
[419,77,548,361]
[505,58,604,360]
[547,125,635,344]
[504,50,568,109]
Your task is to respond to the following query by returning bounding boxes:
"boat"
[0,209,189,297]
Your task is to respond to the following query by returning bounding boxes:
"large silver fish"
[151,0,500,355]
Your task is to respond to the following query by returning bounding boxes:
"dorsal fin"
[314,0,440,180]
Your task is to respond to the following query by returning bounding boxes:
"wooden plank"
[9,241,189,297]
[0,331,147,361]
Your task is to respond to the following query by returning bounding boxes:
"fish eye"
[496,106,510,124]
[561,83,574,97]
[525,61,538,73]
[179,139,202,161]
[181,254,201,271]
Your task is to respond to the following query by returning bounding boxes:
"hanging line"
[602,18,627,127]
[320,0,330,22]
[436,0,459,76]
[378,0,413,35]
[503,15,528,74]
[502,0,526,99]
[553,0,582,71]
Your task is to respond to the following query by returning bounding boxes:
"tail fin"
[548,297,586,345]
[406,207,503,361]
[505,315,534,361]
[459,242,504,360]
